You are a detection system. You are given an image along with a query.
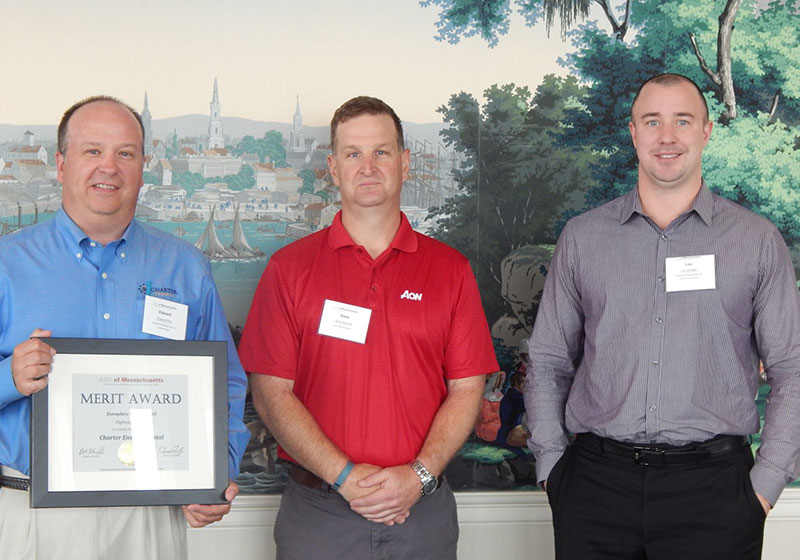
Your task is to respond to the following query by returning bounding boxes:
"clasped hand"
[339,463,422,526]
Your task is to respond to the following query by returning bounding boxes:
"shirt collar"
[55,207,134,261]
[620,180,713,227]
[328,210,418,253]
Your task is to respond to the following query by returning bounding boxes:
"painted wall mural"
[0,0,798,494]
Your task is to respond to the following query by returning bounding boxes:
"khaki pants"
[0,467,187,560]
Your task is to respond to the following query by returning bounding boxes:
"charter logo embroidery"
[138,282,178,300]
[400,290,423,301]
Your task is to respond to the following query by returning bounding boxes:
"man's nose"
[98,152,119,174]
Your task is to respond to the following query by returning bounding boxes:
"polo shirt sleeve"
[442,260,499,379]
[239,257,299,380]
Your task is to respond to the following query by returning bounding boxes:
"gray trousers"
[0,467,187,560]
[275,477,459,560]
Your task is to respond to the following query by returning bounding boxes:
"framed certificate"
[30,338,228,508]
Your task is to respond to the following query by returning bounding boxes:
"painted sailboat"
[195,205,264,261]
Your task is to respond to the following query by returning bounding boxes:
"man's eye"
[347,152,360,158]
[646,120,659,127]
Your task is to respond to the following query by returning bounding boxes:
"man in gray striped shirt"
[526,73,800,559]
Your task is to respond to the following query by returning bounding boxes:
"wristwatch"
[410,460,438,495]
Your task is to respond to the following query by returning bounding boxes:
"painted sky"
[0,0,595,127]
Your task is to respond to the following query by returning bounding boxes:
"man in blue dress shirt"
[0,96,250,559]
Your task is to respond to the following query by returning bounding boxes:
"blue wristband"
[331,461,354,491]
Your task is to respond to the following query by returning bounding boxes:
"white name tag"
[665,254,716,293]
[142,295,188,340]
[317,299,372,344]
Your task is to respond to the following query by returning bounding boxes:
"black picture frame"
[30,338,228,508]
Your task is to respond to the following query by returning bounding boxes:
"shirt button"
[655,317,663,324]
[76,252,82,259]
[120,252,126,258]
[371,284,378,291]
[90,242,97,248]
[652,360,659,365]
[103,313,110,320]
[658,276,664,283]
[660,234,668,241]
[649,404,657,412]
[101,272,108,279]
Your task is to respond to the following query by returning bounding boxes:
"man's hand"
[756,492,772,516]
[338,463,409,526]
[336,463,382,502]
[11,329,54,396]
[182,481,239,528]
[349,465,421,525]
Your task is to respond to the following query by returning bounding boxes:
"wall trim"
[191,486,800,534]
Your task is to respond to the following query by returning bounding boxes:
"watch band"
[410,459,437,495]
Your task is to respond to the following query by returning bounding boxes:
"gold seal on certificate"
[117,441,135,466]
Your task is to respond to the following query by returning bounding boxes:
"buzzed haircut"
[58,95,145,155]
[330,96,404,152]
[631,73,710,122]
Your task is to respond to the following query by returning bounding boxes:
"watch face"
[422,477,437,495]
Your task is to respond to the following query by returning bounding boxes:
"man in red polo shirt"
[239,96,498,559]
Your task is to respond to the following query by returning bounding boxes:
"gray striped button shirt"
[525,183,800,505]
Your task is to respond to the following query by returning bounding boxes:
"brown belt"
[288,463,444,492]
[289,464,334,491]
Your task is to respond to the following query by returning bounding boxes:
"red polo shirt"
[239,211,498,467]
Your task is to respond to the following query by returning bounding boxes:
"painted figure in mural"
[526,73,800,559]
[239,96,498,559]
[0,97,249,559]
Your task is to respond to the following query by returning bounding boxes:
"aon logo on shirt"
[400,290,423,301]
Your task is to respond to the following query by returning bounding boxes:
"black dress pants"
[546,436,767,560]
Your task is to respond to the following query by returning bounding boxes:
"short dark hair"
[58,95,145,155]
[630,73,709,122]
[330,96,404,152]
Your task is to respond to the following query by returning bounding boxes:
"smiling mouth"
[93,183,118,190]
[655,154,680,160]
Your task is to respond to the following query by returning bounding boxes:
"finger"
[182,507,209,528]
[182,505,226,527]
[350,490,392,509]
[224,481,239,502]
[363,509,405,523]
[383,513,409,526]
[356,469,389,488]
[30,328,52,339]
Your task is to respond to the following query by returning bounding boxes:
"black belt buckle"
[633,446,664,466]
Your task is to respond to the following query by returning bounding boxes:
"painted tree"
[428,75,598,322]
[297,168,317,194]
[420,0,632,41]
[421,0,800,242]
[232,131,288,167]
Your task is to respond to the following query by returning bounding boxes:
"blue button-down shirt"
[0,209,249,479]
